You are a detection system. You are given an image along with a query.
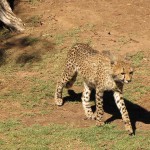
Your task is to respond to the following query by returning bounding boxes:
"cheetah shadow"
[64,89,150,133]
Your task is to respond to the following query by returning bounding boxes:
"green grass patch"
[26,16,42,27]
[131,51,144,67]
[0,121,149,150]
[21,37,40,46]
[124,50,149,102]
[0,47,69,108]
[124,82,150,101]
[52,24,95,46]
[0,119,21,133]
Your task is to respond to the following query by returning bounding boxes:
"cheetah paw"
[55,98,63,106]
[96,121,105,126]
[125,126,134,135]
[85,112,96,120]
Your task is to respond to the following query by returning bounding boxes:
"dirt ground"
[0,0,150,133]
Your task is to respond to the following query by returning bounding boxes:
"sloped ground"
[0,0,150,149]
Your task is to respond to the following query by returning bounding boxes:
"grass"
[26,16,42,27]
[0,120,149,150]
[52,24,95,46]
[0,45,68,108]
[0,75,56,108]
[124,79,150,102]
[117,36,131,46]
[123,51,150,101]
[131,51,144,67]
[21,37,40,46]
[0,28,12,40]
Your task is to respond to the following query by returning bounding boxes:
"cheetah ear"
[110,59,117,65]
[107,51,118,65]
[102,50,117,63]
[124,53,132,61]
[102,50,118,65]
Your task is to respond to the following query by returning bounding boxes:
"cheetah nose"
[127,79,131,82]
[125,80,131,83]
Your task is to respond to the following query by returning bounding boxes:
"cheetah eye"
[129,72,133,75]
[121,72,125,75]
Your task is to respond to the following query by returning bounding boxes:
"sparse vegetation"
[21,37,40,46]
[131,51,144,67]
[0,28,12,39]
[53,24,95,46]
[123,50,150,101]
[27,0,41,5]
[26,16,42,27]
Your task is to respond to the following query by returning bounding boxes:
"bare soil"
[0,0,149,132]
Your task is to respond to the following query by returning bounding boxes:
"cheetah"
[55,43,134,135]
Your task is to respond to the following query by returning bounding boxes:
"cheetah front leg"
[114,91,133,135]
[55,80,65,106]
[82,82,96,120]
[55,68,76,106]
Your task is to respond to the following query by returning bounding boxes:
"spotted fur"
[55,43,134,135]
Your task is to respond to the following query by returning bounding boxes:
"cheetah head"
[112,61,134,84]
